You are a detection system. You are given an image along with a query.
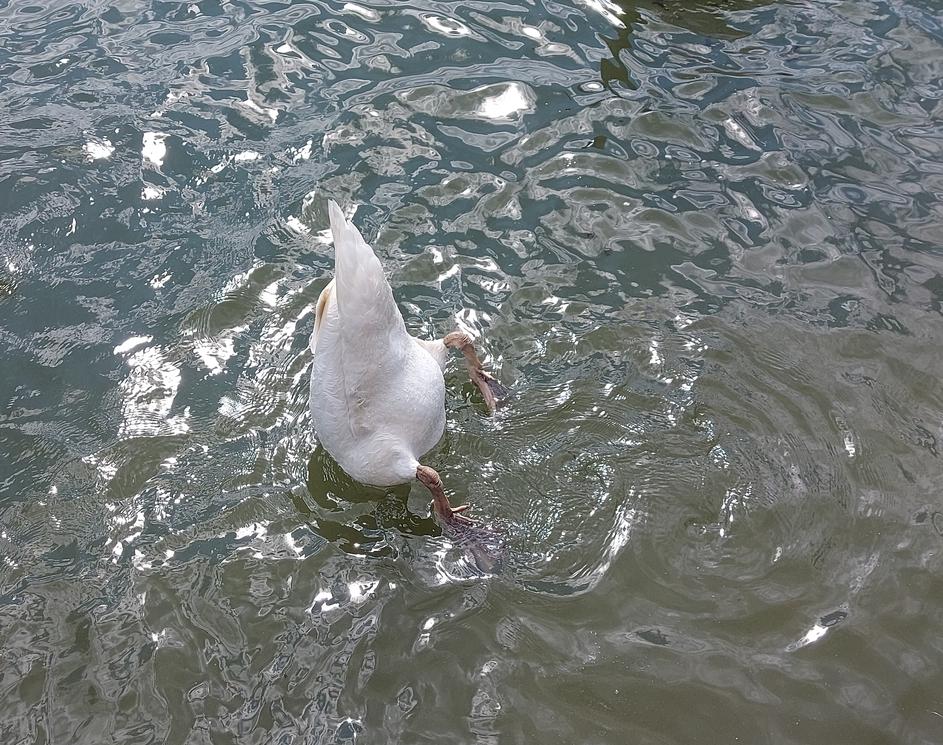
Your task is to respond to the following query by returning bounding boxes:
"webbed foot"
[443,331,508,412]
[417,464,474,527]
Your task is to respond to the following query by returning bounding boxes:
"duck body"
[308,201,449,486]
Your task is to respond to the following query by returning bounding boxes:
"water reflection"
[115,342,188,438]
[1,0,943,741]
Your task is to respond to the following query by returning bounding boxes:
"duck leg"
[443,331,508,412]
[417,464,473,527]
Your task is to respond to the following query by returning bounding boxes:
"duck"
[308,200,506,526]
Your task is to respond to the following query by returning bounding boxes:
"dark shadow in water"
[301,445,506,574]
[601,0,771,91]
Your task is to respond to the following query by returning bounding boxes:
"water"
[2,0,943,741]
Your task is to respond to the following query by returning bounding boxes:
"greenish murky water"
[2,0,943,742]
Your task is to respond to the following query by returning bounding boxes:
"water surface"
[2,0,943,742]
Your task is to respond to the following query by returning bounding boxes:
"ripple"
[399,80,537,123]
[421,14,472,38]
[2,0,943,742]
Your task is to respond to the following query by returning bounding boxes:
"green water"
[2,0,943,742]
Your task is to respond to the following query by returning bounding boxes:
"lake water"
[2,0,943,742]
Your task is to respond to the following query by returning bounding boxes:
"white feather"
[309,200,447,486]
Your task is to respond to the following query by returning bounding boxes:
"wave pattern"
[1,0,942,742]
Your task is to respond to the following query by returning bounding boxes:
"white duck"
[308,200,506,526]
